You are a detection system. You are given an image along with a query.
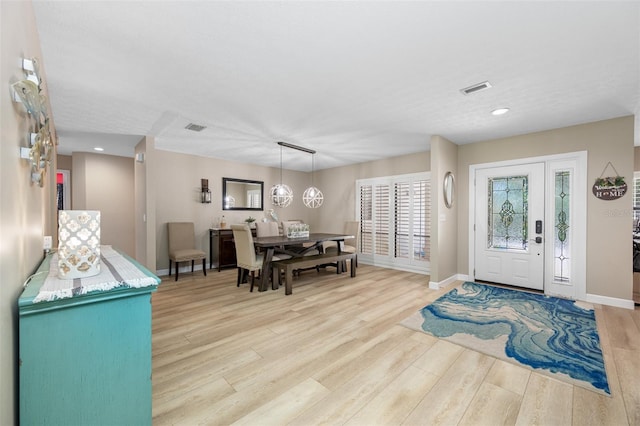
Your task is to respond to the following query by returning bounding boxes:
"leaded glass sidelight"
[488,175,528,250]
[554,171,571,282]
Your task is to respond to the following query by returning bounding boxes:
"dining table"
[253,232,353,292]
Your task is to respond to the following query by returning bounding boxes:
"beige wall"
[57,154,72,170]
[153,149,312,271]
[150,149,430,272]
[1,2,57,423]
[430,136,458,283]
[309,151,431,233]
[458,116,635,300]
[72,152,136,257]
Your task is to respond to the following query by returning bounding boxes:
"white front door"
[474,163,545,290]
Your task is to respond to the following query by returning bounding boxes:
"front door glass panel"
[488,175,528,250]
[554,171,571,282]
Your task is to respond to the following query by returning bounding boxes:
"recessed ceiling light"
[94,147,104,152]
[491,108,510,116]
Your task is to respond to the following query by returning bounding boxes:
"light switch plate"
[43,235,52,250]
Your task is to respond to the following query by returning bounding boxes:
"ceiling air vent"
[460,81,492,96]
[185,123,206,132]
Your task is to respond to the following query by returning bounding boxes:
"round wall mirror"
[443,171,455,208]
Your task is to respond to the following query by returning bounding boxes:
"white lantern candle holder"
[57,210,101,279]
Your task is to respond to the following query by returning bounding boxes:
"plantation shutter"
[375,184,390,255]
[356,172,431,273]
[413,178,430,262]
[394,182,410,259]
[360,185,373,254]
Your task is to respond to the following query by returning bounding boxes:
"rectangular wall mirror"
[222,177,264,211]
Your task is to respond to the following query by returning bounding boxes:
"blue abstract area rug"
[401,282,610,396]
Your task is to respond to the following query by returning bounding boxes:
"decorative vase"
[57,210,101,279]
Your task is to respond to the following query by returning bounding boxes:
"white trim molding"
[429,274,469,289]
[157,263,206,278]
[468,151,588,300]
[358,258,430,275]
[586,293,635,310]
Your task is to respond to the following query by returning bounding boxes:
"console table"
[209,227,256,271]
[18,249,160,426]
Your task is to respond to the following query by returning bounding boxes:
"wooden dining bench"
[271,252,357,295]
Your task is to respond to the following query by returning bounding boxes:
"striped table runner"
[34,245,159,303]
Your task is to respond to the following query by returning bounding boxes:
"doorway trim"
[468,151,587,301]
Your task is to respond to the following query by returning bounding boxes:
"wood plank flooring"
[152,264,640,425]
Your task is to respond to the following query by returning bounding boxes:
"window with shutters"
[357,172,430,273]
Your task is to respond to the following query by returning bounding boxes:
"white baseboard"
[585,293,635,310]
[358,259,429,275]
[429,274,469,289]
[157,263,207,278]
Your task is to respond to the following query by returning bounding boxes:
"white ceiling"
[32,1,640,171]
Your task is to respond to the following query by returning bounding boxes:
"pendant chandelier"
[303,152,323,208]
[269,143,293,207]
[270,141,323,209]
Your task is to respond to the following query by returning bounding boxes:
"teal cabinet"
[19,252,159,426]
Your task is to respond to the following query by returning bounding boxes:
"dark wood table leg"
[337,240,345,273]
[260,247,274,291]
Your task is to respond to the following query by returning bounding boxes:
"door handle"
[530,237,543,244]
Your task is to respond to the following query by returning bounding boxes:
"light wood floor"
[152,264,640,425]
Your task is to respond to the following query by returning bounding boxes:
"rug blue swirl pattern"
[401,282,610,395]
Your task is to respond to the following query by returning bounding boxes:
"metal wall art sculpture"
[11,58,56,187]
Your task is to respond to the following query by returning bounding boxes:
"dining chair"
[167,222,207,281]
[231,224,263,291]
[255,221,294,287]
[324,220,360,267]
[232,224,290,291]
[256,221,280,237]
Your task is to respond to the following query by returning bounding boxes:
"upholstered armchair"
[167,222,207,281]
